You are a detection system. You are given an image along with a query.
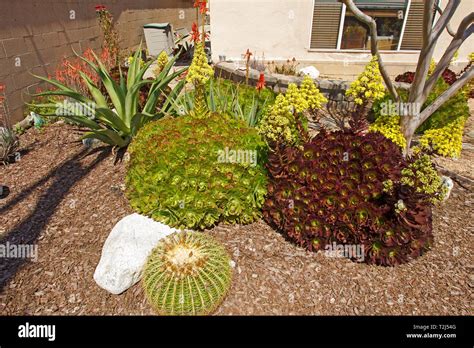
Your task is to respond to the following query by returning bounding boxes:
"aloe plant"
[32,45,187,148]
[169,78,275,127]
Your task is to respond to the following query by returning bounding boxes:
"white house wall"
[210,0,474,79]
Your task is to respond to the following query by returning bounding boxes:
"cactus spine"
[142,232,233,315]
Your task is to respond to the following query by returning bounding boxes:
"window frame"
[308,0,434,53]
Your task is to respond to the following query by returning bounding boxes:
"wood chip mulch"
[0,122,472,316]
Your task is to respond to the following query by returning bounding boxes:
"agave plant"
[32,45,187,148]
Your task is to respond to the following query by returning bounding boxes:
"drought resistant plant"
[170,78,276,127]
[154,51,169,77]
[263,129,444,266]
[32,45,186,148]
[126,112,268,230]
[369,114,406,149]
[0,85,18,164]
[267,58,299,76]
[418,117,465,158]
[55,47,114,98]
[373,75,469,157]
[143,231,233,316]
[346,55,386,106]
[186,41,214,118]
[95,5,120,66]
[369,95,407,149]
[258,76,327,146]
[400,154,448,204]
[340,0,474,154]
[0,128,18,164]
[128,0,266,230]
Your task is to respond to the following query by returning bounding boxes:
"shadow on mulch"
[0,146,111,291]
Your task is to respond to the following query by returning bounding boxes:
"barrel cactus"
[126,112,268,230]
[142,231,233,315]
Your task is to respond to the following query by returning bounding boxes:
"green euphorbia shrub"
[263,130,444,266]
[126,112,268,230]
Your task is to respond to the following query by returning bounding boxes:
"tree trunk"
[401,115,419,155]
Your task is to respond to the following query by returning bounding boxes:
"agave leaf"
[85,49,126,117]
[83,128,128,148]
[161,79,186,115]
[64,115,102,130]
[77,71,108,108]
[209,79,216,112]
[94,107,130,134]
[143,67,187,115]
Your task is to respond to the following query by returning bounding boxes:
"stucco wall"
[210,0,474,78]
[0,0,195,124]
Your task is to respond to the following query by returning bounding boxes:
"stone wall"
[0,0,196,124]
[215,62,411,102]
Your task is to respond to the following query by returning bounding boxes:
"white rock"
[299,66,320,79]
[93,213,178,295]
[441,176,454,201]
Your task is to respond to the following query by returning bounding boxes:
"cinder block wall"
[0,0,196,124]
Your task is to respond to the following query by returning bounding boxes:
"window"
[341,5,406,50]
[310,0,429,51]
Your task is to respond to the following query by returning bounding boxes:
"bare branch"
[434,4,456,37]
[423,13,474,101]
[431,0,460,40]
[418,66,473,125]
[423,0,436,46]
[408,0,437,104]
[339,0,399,101]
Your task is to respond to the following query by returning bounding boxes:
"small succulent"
[142,231,233,316]
[0,127,19,164]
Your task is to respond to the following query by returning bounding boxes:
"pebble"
[330,298,335,304]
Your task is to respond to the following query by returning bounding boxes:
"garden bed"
[0,118,472,315]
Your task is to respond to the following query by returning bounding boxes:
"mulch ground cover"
[0,119,472,315]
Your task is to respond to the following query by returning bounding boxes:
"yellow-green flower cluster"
[400,155,447,203]
[257,94,296,144]
[127,56,144,68]
[186,42,214,86]
[469,52,474,62]
[369,114,406,149]
[154,51,169,76]
[300,75,328,110]
[258,77,326,146]
[346,56,386,105]
[418,117,465,158]
[285,83,308,113]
